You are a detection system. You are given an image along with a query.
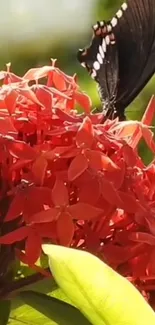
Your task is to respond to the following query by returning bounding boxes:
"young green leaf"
[0,300,11,325]
[43,244,155,325]
[20,291,92,325]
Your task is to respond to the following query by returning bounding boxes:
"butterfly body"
[77,0,155,120]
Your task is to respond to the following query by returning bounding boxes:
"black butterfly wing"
[96,32,119,115]
[77,0,155,120]
[113,0,155,114]
[77,24,119,116]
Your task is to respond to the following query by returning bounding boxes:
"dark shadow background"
[1,0,154,162]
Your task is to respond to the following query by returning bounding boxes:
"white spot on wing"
[100,21,104,27]
[107,24,112,32]
[121,2,128,11]
[93,61,100,71]
[81,62,86,68]
[116,9,123,18]
[99,45,105,59]
[93,24,98,30]
[105,35,110,45]
[102,39,106,52]
[111,17,118,27]
[91,70,97,79]
[97,53,103,64]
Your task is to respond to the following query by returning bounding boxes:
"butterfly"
[77,0,155,120]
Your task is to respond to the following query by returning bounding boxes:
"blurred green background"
[1,0,155,163]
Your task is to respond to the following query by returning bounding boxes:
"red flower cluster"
[0,60,155,288]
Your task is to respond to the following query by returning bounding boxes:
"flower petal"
[101,178,122,206]
[32,156,48,186]
[0,117,17,135]
[52,179,69,206]
[57,213,74,246]
[142,126,155,152]
[25,228,42,264]
[23,66,54,80]
[8,141,37,160]
[31,207,59,224]
[5,89,18,114]
[86,150,119,171]
[5,192,25,222]
[68,203,103,220]
[78,177,100,205]
[35,86,53,113]
[74,91,92,113]
[68,153,88,181]
[129,232,155,246]
[119,191,142,213]
[141,95,155,126]
[0,226,29,244]
[104,159,125,189]
[76,116,94,148]
[121,144,137,167]
[52,70,67,91]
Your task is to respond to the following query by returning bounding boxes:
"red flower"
[0,222,57,265]
[0,60,155,299]
[31,179,103,247]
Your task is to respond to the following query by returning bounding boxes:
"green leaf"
[12,277,58,311]
[10,279,75,325]
[43,244,155,325]
[20,291,92,325]
[0,300,11,325]
[10,278,61,325]
[10,298,52,325]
